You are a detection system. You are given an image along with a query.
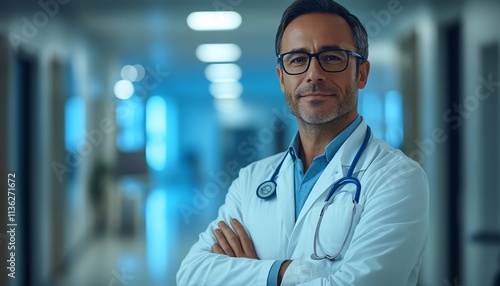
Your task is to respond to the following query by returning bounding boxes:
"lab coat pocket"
[311,191,359,260]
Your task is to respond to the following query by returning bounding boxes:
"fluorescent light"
[205,63,242,83]
[187,11,242,31]
[114,80,134,100]
[121,65,138,81]
[209,82,243,99]
[121,64,145,82]
[196,44,241,63]
[214,98,243,113]
[134,64,146,81]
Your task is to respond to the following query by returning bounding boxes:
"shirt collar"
[288,115,362,163]
[288,132,301,161]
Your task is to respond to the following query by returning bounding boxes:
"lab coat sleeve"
[283,158,429,286]
[176,165,276,286]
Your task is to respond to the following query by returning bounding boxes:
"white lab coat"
[177,121,429,286]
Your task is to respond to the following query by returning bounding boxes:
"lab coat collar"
[294,120,371,226]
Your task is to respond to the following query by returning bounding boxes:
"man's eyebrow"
[319,45,344,50]
[284,47,309,53]
[284,45,345,54]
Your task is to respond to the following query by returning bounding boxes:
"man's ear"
[276,66,285,93]
[357,60,370,89]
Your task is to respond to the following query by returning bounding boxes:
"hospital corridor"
[0,0,499,285]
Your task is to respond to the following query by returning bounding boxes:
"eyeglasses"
[277,48,364,75]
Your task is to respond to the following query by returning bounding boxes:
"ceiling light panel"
[209,82,243,99]
[205,63,242,83]
[196,43,241,63]
[187,11,242,31]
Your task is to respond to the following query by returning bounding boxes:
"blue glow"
[146,96,167,135]
[146,96,167,171]
[65,97,86,153]
[145,96,179,171]
[116,97,145,152]
[146,188,168,281]
[165,98,178,167]
[359,90,404,148]
[360,92,384,139]
[385,91,404,148]
[146,137,167,171]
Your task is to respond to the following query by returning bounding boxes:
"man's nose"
[306,57,326,83]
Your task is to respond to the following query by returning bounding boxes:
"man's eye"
[323,54,342,61]
[290,56,308,64]
[325,55,339,61]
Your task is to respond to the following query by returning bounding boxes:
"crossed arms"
[212,218,292,285]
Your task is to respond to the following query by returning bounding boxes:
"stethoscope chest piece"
[256,181,276,199]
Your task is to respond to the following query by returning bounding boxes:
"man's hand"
[212,218,259,259]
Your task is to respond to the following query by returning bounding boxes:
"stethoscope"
[256,126,372,261]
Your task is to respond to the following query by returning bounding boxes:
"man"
[177,0,429,285]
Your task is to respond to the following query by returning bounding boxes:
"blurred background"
[0,0,499,285]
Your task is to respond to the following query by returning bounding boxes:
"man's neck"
[297,113,357,172]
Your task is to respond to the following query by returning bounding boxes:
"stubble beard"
[285,80,359,126]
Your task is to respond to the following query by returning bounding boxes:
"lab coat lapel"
[294,121,369,226]
[275,155,295,240]
[294,158,341,226]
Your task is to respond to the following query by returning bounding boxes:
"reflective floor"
[53,178,220,286]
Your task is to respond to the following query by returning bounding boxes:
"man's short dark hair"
[275,0,369,64]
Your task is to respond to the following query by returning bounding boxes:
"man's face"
[276,13,370,125]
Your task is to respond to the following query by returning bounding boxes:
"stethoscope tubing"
[325,126,371,204]
[311,202,357,260]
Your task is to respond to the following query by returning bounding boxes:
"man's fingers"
[213,228,236,257]
[218,221,245,257]
[211,219,258,259]
[230,218,258,259]
[212,243,224,254]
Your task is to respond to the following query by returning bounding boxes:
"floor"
[51,179,218,286]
